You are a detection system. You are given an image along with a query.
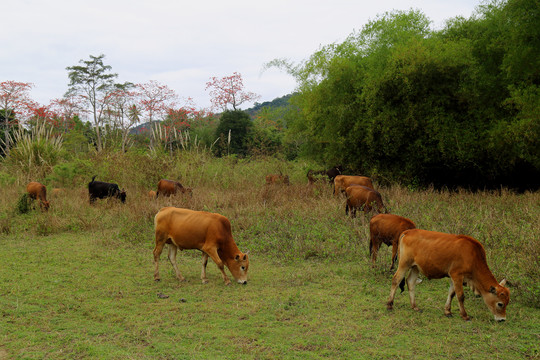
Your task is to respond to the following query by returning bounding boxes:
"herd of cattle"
[24,167,510,322]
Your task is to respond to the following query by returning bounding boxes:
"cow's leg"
[167,244,185,282]
[406,266,420,311]
[201,252,209,284]
[390,242,398,270]
[203,246,231,285]
[370,238,378,266]
[387,264,409,310]
[450,273,470,320]
[153,232,167,281]
[444,281,456,317]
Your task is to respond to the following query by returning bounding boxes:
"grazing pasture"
[0,154,538,359]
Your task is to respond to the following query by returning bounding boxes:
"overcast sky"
[2,0,479,111]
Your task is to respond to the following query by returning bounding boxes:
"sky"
[2,0,480,112]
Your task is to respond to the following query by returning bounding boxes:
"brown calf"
[265,174,290,185]
[156,179,192,197]
[26,182,50,211]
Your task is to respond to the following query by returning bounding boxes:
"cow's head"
[484,279,510,322]
[41,200,50,211]
[118,189,127,203]
[226,252,249,285]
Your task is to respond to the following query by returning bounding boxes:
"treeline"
[269,0,539,190]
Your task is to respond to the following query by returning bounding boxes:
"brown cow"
[369,214,416,269]
[345,185,387,217]
[153,207,249,285]
[156,179,192,197]
[148,190,157,200]
[386,229,510,321]
[265,174,290,185]
[26,182,50,211]
[334,175,374,195]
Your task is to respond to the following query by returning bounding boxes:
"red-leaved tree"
[205,72,260,111]
[0,81,35,153]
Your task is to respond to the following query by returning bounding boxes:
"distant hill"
[130,121,160,135]
[129,94,294,134]
[245,94,294,118]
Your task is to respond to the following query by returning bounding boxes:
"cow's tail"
[397,232,407,293]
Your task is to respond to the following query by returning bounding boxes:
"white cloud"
[1,0,478,110]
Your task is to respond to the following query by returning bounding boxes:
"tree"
[66,54,118,151]
[0,81,35,154]
[136,80,178,149]
[205,72,260,111]
[104,82,139,152]
[214,110,252,156]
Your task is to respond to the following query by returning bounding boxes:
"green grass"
[0,154,539,359]
[1,231,538,359]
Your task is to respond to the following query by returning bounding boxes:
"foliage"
[66,54,118,152]
[14,193,30,214]
[206,72,261,111]
[267,1,540,189]
[0,81,35,154]
[214,110,253,156]
[2,119,63,179]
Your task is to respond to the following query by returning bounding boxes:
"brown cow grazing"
[156,179,192,198]
[153,207,249,285]
[148,190,157,200]
[27,182,50,211]
[369,214,416,269]
[386,229,510,321]
[265,173,290,185]
[334,175,374,195]
[345,185,387,217]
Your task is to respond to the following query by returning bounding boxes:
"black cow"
[307,165,343,185]
[88,176,126,204]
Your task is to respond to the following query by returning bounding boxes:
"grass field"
[0,155,539,359]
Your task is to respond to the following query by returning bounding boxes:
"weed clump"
[15,193,31,214]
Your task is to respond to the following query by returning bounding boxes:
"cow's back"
[370,214,415,245]
[155,207,230,250]
[400,229,482,279]
[335,175,374,194]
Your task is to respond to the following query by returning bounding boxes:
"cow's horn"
[499,279,507,287]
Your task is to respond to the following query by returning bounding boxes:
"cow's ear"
[235,254,240,261]
[242,254,247,261]
[490,286,496,294]
[499,279,507,287]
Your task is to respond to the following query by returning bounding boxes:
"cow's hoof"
[201,279,209,284]
[445,313,453,318]
[154,278,161,282]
